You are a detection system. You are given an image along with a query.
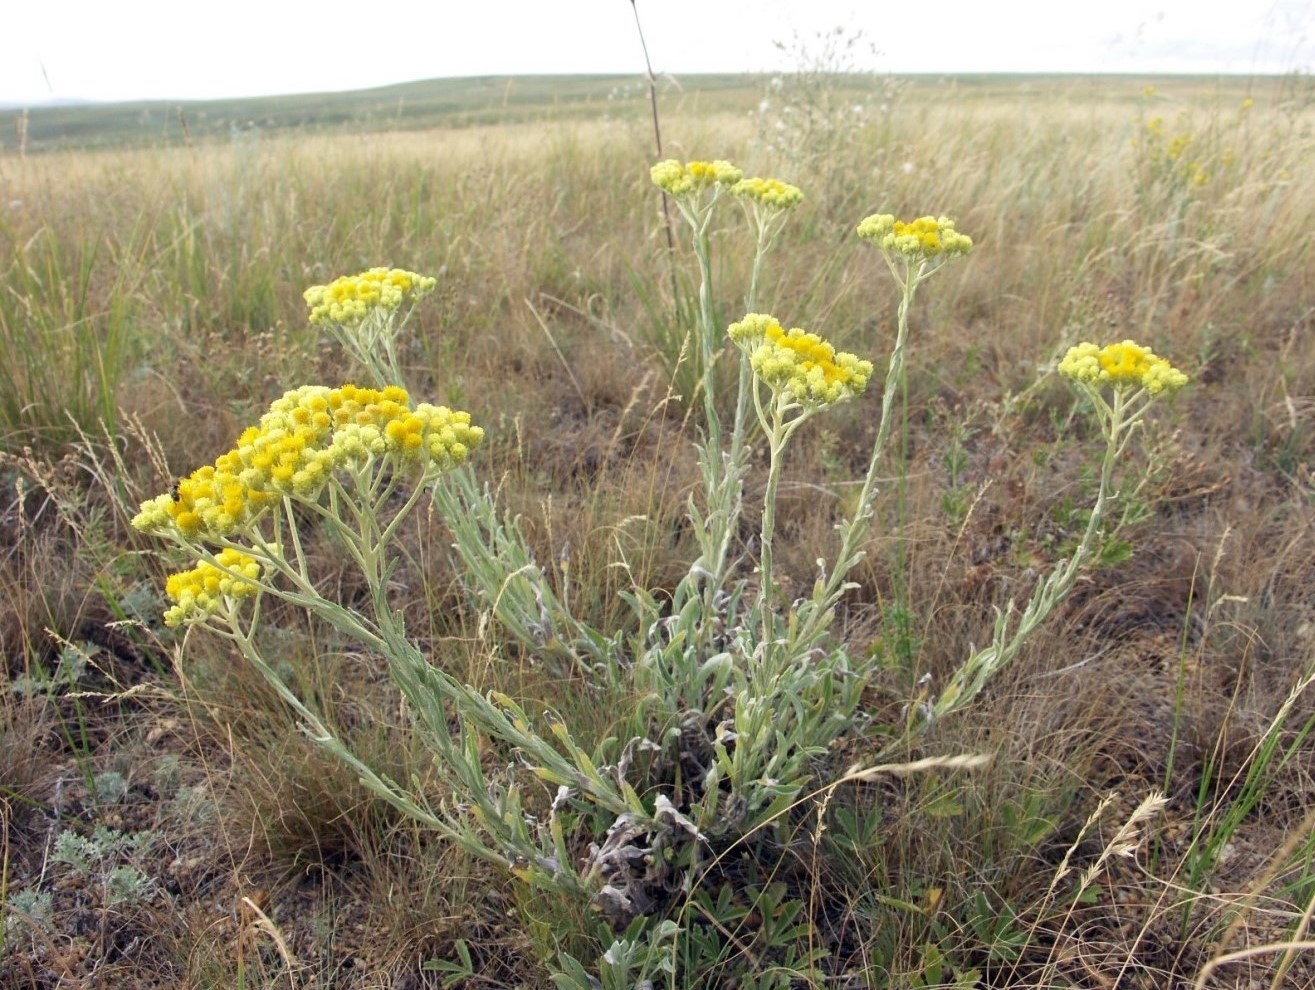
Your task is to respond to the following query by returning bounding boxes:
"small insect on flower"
[170,480,182,502]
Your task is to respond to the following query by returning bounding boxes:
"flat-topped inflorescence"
[1059,340,1189,396]
[856,214,974,262]
[163,548,263,627]
[650,159,744,197]
[304,268,437,328]
[732,177,804,211]
[132,384,483,541]
[728,313,873,408]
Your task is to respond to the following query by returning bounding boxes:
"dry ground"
[3,75,1315,988]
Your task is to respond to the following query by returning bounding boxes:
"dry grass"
[2,74,1315,987]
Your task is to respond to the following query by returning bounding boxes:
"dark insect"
[170,480,182,502]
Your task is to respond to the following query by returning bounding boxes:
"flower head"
[163,548,263,627]
[650,159,744,197]
[1058,340,1188,396]
[304,268,437,328]
[856,214,973,262]
[727,313,782,349]
[132,384,483,541]
[731,177,803,211]
[729,313,872,408]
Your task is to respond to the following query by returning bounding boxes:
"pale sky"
[5,0,1312,105]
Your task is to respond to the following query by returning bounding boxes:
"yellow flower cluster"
[1166,133,1191,162]
[649,159,744,196]
[304,268,437,327]
[163,548,263,627]
[728,313,873,407]
[1139,113,1218,189]
[727,313,784,349]
[133,384,483,540]
[856,214,973,260]
[731,177,803,210]
[1058,340,1189,395]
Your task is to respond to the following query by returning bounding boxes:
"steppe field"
[2,72,1315,989]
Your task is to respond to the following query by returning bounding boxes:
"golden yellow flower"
[163,548,263,627]
[650,159,743,196]
[1058,340,1188,395]
[729,313,872,407]
[304,268,436,327]
[727,313,783,348]
[132,384,483,541]
[856,214,973,261]
[732,177,803,210]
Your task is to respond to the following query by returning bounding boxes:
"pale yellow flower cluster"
[163,548,263,627]
[856,214,973,260]
[304,268,437,327]
[133,384,483,540]
[728,313,873,407]
[1139,114,1215,188]
[649,159,744,196]
[1058,340,1189,395]
[731,177,803,210]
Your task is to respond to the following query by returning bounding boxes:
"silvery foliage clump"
[4,889,54,942]
[52,826,154,908]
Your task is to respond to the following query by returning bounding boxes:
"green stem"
[924,385,1132,730]
[712,220,776,593]
[758,395,789,647]
[217,520,389,653]
[693,218,723,460]
[800,265,919,642]
[224,612,452,834]
[276,496,312,585]
[377,470,430,550]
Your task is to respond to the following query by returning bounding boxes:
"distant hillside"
[3,74,769,153]
[4,72,1267,154]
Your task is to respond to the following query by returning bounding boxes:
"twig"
[629,0,679,306]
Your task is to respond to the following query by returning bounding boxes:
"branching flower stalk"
[930,340,1188,722]
[649,161,748,665]
[131,380,642,892]
[709,312,871,823]
[727,177,805,519]
[649,159,743,458]
[650,163,804,634]
[734,177,804,314]
[304,267,436,386]
[727,313,872,644]
[308,268,611,677]
[794,215,974,649]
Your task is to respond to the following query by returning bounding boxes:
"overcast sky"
[5,0,1312,105]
